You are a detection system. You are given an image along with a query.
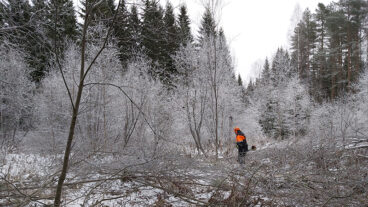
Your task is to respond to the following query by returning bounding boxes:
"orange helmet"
[234,127,240,133]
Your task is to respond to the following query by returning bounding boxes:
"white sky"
[165,0,334,83]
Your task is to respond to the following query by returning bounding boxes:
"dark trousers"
[237,141,248,164]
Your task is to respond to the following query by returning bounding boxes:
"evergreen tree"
[315,3,329,52]
[218,27,232,70]
[291,9,317,83]
[80,0,115,26]
[1,0,50,82]
[261,57,271,85]
[245,79,255,96]
[129,5,141,51]
[28,0,53,82]
[114,2,142,69]
[0,2,5,40]
[114,0,132,68]
[47,0,78,56]
[289,1,367,101]
[259,99,278,139]
[338,0,367,89]
[162,2,179,79]
[313,3,330,101]
[141,0,165,76]
[1,0,79,82]
[237,74,243,86]
[271,48,292,86]
[326,4,346,99]
[198,7,217,43]
[178,4,192,46]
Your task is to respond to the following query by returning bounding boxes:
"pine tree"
[339,0,367,89]
[313,3,330,101]
[315,3,329,52]
[178,4,192,46]
[326,4,346,99]
[291,9,317,83]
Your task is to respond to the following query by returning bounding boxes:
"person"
[234,127,248,164]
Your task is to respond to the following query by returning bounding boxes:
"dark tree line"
[0,0,78,82]
[0,0,196,85]
[0,0,227,147]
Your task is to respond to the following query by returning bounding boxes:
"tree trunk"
[213,37,219,159]
[54,83,84,206]
[53,1,120,204]
[347,5,352,91]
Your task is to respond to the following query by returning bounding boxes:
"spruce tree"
[198,7,217,43]
[2,0,50,82]
[80,0,115,26]
[129,5,141,52]
[29,0,52,82]
[178,4,192,46]
[261,58,271,85]
[47,0,78,56]
[0,2,5,40]
[163,2,179,55]
[237,74,243,86]
[271,48,292,86]
[114,2,141,69]
[141,0,165,76]
[1,0,33,48]
[114,0,132,68]
[162,2,179,82]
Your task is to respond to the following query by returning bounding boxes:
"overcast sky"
[75,0,334,83]
[164,0,334,84]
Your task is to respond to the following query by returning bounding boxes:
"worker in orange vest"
[234,127,248,164]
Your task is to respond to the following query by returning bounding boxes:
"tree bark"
[54,1,121,205]
[54,5,89,205]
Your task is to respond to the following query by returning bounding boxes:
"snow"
[1,153,55,179]
[0,149,273,206]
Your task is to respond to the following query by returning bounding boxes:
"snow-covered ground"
[1,141,367,206]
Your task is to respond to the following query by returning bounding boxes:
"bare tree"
[53,1,122,206]
[174,44,208,155]
[0,44,35,147]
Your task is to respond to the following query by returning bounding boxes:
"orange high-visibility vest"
[236,134,246,142]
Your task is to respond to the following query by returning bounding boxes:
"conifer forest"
[0,0,368,206]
